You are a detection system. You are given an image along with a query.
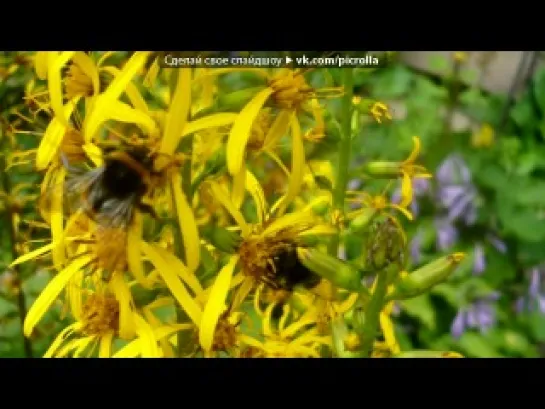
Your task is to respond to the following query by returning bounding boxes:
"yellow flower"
[205,67,341,215]
[238,300,331,358]
[453,52,469,64]
[370,102,393,124]
[398,136,432,206]
[347,188,413,221]
[471,123,494,147]
[197,173,336,352]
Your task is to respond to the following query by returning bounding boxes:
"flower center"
[212,317,238,352]
[64,62,94,100]
[81,294,120,336]
[268,70,313,110]
[91,227,128,275]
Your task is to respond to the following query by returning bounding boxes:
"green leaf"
[400,294,436,330]
[431,283,462,308]
[497,204,545,242]
[528,312,545,341]
[510,95,537,129]
[455,332,502,357]
[369,65,414,99]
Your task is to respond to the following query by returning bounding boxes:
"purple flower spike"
[529,269,541,297]
[515,297,526,314]
[486,235,507,254]
[473,244,486,275]
[435,218,459,251]
[451,310,466,339]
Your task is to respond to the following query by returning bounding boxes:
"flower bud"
[394,350,463,358]
[349,208,378,234]
[386,253,465,301]
[203,226,242,254]
[362,161,401,179]
[296,248,369,294]
[366,217,407,272]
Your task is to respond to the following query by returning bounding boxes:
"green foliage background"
[1,52,545,357]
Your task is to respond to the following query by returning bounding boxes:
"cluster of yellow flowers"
[3,52,465,358]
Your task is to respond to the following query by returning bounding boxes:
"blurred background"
[1,51,545,357]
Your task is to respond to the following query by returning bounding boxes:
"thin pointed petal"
[48,52,76,126]
[182,113,238,137]
[141,242,203,325]
[24,256,92,337]
[227,87,274,175]
[171,173,200,272]
[160,69,192,154]
[199,255,239,351]
[98,331,114,357]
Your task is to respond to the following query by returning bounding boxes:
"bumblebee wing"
[39,165,105,221]
[95,194,137,228]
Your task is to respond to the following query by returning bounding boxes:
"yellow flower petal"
[297,224,337,237]
[231,276,255,310]
[152,245,203,296]
[9,242,54,268]
[182,113,238,137]
[82,142,103,167]
[379,311,400,354]
[171,172,200,272]
[97,51,117,67]
[73,335,97,358]
[262,302,276,337]
[390,204,413,221]
[231,162,246,210]
[50,166,66,270]
[160,68,192,154]
[113,324,189,358]
[108,100,157,136]
[34,51,50,80]
[143,57,160,88]
[84,51,150,141]
[262,109,292,150]
[404,136,421,164]
[100,66,150,114]
[208,181,250,237]
[261,210,315,238]
[72,52,100,96]
[68,270,83,320]
[133,312,159,358]
[199,255,239,351]
[141,241,203,325]
[245,169,268,224]
[43,322,81,358]
[24,255,92,337]
[36,99,79,170]
[48,52,76,126]
[127,212,152,289]
[99,331,114,357]
[238,334,265,349]
[276,116,304,216]
[110,272,136,340]
[227,87,274,175]
[400,172,413,208]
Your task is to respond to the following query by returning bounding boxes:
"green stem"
[328,68,354,256]
[358,268,389,357]
[0,140,33,358]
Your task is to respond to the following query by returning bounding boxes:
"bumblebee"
[45,144,160,229]
[267,246,322,292]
